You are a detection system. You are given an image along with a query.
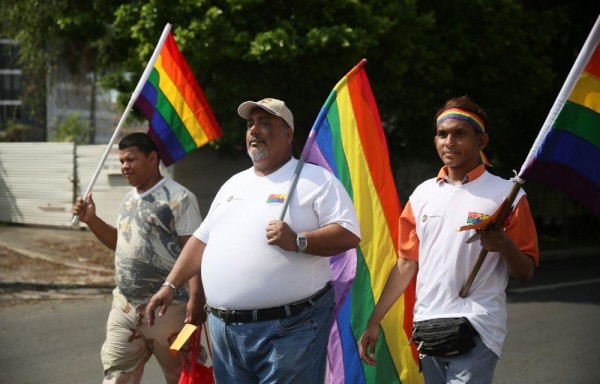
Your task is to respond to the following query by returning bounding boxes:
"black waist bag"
[411,317,477,357]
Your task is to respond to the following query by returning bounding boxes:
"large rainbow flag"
[304,60,422,383]
[519,16,600,215]
[134,26,221,166]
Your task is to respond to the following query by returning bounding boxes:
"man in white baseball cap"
[146,97,361,383]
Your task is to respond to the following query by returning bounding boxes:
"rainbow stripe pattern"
[520,38,600,215]
[305,60,422,383]
[467,211,490,225]
[436,108,486,133]
[134,32,221,166]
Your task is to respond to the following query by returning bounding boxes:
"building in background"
[0,38,26,130]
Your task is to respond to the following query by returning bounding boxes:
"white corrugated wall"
[0,143,132,227]
[0,142,246,228]
[0,142,75,226]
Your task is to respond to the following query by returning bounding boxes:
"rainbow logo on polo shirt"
[266,194,286,204]
[466,211,490,225]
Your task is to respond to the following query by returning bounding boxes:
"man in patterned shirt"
[72,132,203,384]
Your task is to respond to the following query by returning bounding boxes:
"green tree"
[50,113,90,144]
[5,0,598,175]
[108,0,437,152]
[0,120,37,142]
[104,0,594,175]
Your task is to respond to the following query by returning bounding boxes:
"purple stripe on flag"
[136,83,186,165]
[522,160,600,215]
[330,249,357,319]
[327,320,344,384]
[306,143,334,173]
[147,128,176,166]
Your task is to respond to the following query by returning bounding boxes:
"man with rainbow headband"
[358,96,539,383]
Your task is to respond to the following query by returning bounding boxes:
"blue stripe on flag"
[535,128,600,187]
[315,118,339,177]
[137,82,187,161]
[339,287,366,384]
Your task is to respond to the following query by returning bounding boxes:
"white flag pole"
[461,16,600,297]
[71,23,173,224]
[518,15,600,178]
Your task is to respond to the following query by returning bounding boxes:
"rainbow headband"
[436,108,486,133]
[436,107,491,165]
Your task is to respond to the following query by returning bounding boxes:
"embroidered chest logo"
[466,211,490,225]
[422,214,441,223]
[266,194,286,205]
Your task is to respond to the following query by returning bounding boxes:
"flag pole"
[279,59,367,220]
[71,23,173,224]
[460,15,600,295]
[278,101,331,220]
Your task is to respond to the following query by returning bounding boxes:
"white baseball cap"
[237,98,294,130]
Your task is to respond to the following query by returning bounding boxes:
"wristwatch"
[296,232,307,253]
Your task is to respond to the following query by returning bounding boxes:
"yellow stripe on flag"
[337,86,418,381]
[155,55,210,146]
[569,72,600,113]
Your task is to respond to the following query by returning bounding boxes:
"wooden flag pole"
[459,180,524,298]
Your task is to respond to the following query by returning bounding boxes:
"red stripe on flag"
[584,44,600,78]
[163,33,222,139]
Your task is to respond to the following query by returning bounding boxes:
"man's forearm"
[304,224,361,256]
[86,215,118,250]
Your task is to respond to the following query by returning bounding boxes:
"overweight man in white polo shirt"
[146,98,361,384]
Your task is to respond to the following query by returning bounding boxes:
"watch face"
[297,234,307,252]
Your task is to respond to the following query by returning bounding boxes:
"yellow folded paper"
[169,323,197,356]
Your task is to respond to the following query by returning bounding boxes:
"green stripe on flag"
[554,101,600,149]
[351,247,401,383]
[148,69,197,152]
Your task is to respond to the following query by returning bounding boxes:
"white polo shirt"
[194,158,360,310]
[405,168,538,357]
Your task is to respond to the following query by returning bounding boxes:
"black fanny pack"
[411,317,477,357]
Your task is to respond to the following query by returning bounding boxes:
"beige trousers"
[101,288,186,384]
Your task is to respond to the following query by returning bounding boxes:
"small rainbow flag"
[134,25,221,166]
[305,60,422,383]
[519,17,600,215]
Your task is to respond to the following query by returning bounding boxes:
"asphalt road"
[1,255,599,384]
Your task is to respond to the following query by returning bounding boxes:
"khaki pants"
[101,288,186,384]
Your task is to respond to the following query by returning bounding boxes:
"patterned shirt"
[114,178,201,305]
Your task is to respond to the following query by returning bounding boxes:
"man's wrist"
[162,281,177,290]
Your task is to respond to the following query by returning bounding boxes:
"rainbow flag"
[519,17,600,215]
[134,28,221,166]
[304,60,422,383]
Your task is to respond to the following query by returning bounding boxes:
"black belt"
[205,282,333,323]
